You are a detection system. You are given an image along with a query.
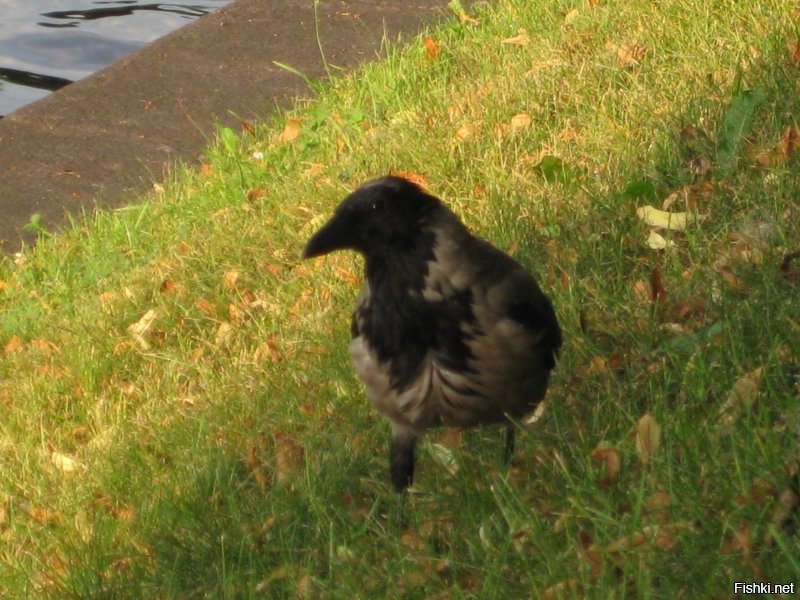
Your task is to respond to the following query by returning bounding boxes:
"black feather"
[302,176,562,496]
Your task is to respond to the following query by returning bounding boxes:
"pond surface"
[0,1,230,118]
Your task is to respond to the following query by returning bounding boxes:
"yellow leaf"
[275,118,301,144]
[510,113,532,132]
[51,451,83,474]
[646,230,672,249]
[223,270,240,291]
[455,124,477,142]
[214,322,234,347]
[636,205,701,231]
[635,413,661,464]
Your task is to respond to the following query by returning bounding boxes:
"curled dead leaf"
[3,335,23,355]
[50,451,83,474]
[127,309,157,351]
[223,270,240,291]
[214,322,234,347]
[510,113,532,132]
[591,447,621,482]
[195,298,216,316]
[635,413,661,464]
[455,124,477,142]
[501,30,530,46]
[616,43,646,67]
[275,432,304,483]
[717,367,764,427]
[423,37,440,59]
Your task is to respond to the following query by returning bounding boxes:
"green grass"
[1,0,800,596]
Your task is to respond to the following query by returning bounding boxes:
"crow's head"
[302,176,442,260]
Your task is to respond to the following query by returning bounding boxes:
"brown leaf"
[755,125,799,166]
[275,118,302,144]
[246,438,269,489]
[616,43,646,67]
[253,336,282,363]
[591,447,621,483]
[247,188,267,202]
[160,279,179,295]
[195,298,216,316]
[543,580,582,600]
[3,335,22,355]
[275,432,304,483]
[650,267,667,305]
[423,37,440,59]
[780,251,800,283]
[720,268,747,292]
[645,491,671,516]
[334,266,359,287]
[200,163,214,177]
[635,413,661,464]
[388,170,429,189]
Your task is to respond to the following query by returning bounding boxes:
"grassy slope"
[1,0,799,596]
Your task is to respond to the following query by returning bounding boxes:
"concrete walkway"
[0,0,458,252]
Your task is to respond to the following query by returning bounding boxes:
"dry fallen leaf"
[650,267,667,305]
[195,298,216,316]
[616,43,646,67]
[253,336,282,363]
[755,125,799,166]
[223,270,240,291]
[635,413,661,464]
[591,447,621,483]
[502,30,530,46]
[455,124,477,142]
[214,322,234,347]
[636,205,702,231]
[50,451,83,474]
[275,432,305,483]
[510,113,532,132]
[717,367,764,427]
[423,37,440,59]
[388,170,430,189]
[3,335,23,355]
[275,117,302,144]
[246,438,269,489]
[127,309,157,351]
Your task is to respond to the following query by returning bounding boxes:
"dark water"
[0,1,230,118]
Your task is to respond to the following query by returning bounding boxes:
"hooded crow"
[302,176,561,495]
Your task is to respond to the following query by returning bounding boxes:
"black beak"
[301,213,354,259]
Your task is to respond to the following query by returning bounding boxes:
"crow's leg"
[390,423,418,493]
[503,426,516,465]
